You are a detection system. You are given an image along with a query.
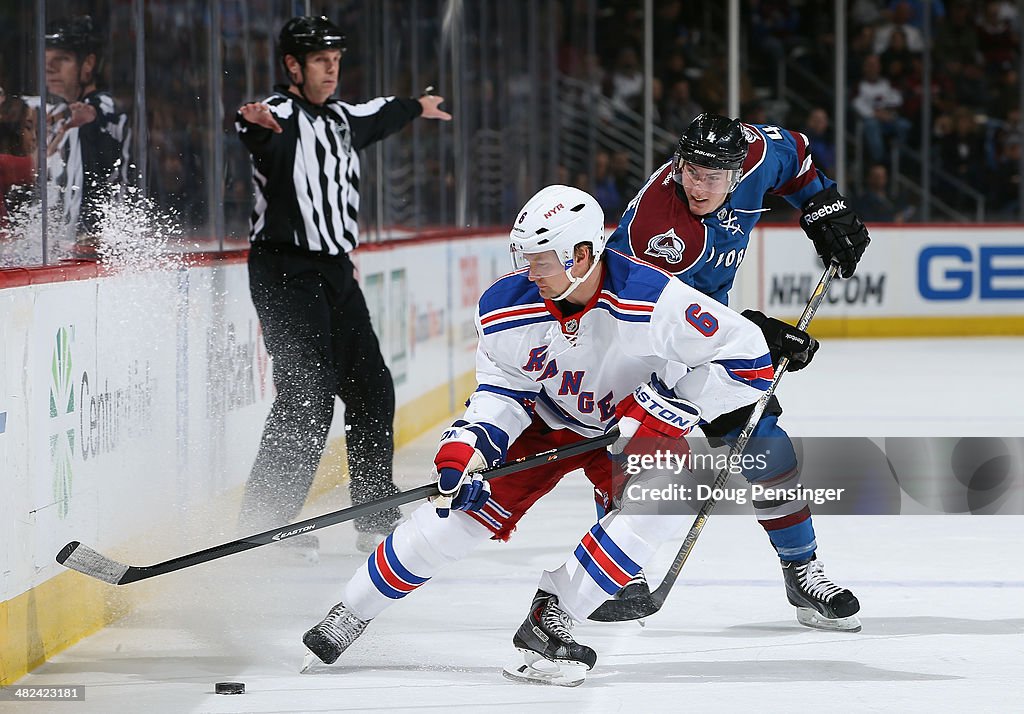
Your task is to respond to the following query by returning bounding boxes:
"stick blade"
[56,541,131,585]
[587,593,662,622]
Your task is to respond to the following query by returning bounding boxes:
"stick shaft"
[58,428,619,584]
[650,262,840,603]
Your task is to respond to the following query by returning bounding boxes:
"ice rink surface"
[12,338,1024,713]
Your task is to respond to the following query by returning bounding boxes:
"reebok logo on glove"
[803,198,847,224]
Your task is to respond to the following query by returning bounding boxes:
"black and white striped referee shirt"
[235,85,422,255]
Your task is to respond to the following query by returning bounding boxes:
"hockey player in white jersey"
[302,185,773,685]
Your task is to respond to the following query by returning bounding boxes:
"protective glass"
[511,248,572,279]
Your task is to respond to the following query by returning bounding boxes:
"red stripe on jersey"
[373,541,418,592]
[581,532,632,587]
[480,304,548,325]
[789,130,809,165]
[731,365,776,382]
[760,506,812,531]
[598,291,655,312]
[773,167,819,196]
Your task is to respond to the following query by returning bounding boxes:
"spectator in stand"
[661,51,691,92]
[853,53,912,163]
[847,24,878,87]
[803,107,836,177]
[938,107,987,212]
[0,92,38,233]
[697,55,754,115]
[933,1,980,67]
[902,56,958,135]
[953,60,993,113]
[589,149,624,223]
[749,0,800,85]
[610,149,638,206]
[662,79,703,138]
[976,0,1019,73]
[853,163,914,223]
[990,132,1021,218]
[874,2,925,54]
[851,0,884,28]
[885,0,946,30]
[881,27,917,75]
[607,47,643,114]
[989,68,1021,123]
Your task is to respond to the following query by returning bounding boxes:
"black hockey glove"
[799,186,870,279]
[741,309,819,372]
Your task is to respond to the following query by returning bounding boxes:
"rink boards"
[1,224,1021,684]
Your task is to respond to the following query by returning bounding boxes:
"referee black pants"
[240,246,400,532]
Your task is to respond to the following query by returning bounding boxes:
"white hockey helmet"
[510,185,605,299]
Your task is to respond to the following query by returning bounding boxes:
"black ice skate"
[301,602,370,668]
[782,555,861,632]
[502,590,597,687]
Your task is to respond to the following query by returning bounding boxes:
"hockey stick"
[589,262,841,622]
[56,428,619,585]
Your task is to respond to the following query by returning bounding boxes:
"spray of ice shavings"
[93,182,187,274]
[0,197,65,267]
[0,168,190,271]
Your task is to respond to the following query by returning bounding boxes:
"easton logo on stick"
[272,524,317,541]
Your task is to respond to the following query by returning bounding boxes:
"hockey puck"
[215,682,245,695]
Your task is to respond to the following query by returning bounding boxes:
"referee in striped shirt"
[235,16,451,555]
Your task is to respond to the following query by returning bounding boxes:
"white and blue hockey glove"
[608,374,702,457]
[431,427,489,518]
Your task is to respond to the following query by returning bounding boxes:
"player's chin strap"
[589,260,841,623]
[549,255,602,302]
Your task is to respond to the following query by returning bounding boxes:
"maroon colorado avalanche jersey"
[606,123,833,304]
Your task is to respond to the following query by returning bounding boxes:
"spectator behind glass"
[990,133,1021,218]
[662,79,703,139]
[44,15,131,257]
[0,93,38,232]
[976,0,1018,72]
[853,163,914,223]
[938,107,987,212]
[591,149,624,223]
[608,47,643,114]
[933,1,979,67]
[852,53,912,163]
[874,1,925,54]
[803,107,836,177]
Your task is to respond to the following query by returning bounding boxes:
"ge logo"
[645,228,686,264]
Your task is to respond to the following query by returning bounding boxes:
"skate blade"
[796,607,862,632]
[300,652,316,673]
[501,649,587,687]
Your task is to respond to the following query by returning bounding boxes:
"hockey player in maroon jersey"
[605,113,867,631]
